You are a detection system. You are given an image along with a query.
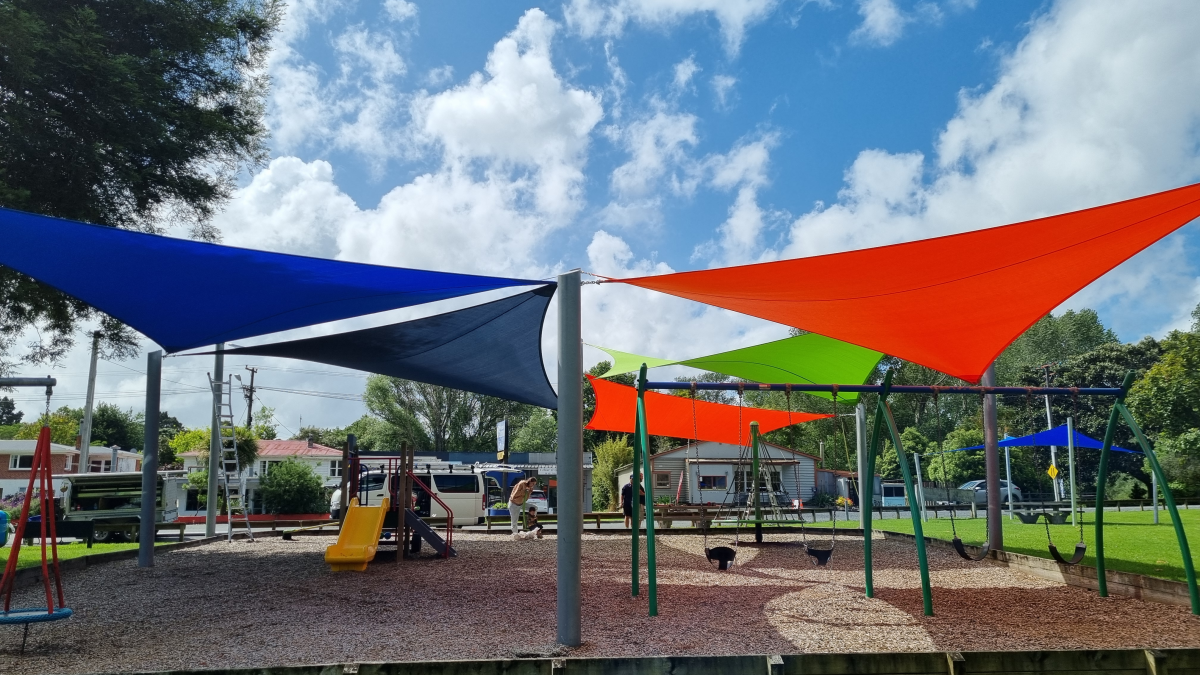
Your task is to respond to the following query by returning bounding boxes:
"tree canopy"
[0,0,279,372]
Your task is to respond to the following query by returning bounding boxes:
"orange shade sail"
[607,183,1200,383]
[585,375,829,446]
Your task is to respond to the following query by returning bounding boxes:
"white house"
[179,438,343,514]
[616,440,820,506]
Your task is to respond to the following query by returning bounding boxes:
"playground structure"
[324,443,457,571]
[617,371,1199,619]
[0,377,72,653]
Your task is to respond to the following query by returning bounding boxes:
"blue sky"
[11,0,1200,432]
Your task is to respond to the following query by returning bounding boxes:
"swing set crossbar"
[642,382,1122,396]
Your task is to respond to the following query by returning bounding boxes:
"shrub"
[259,459,327,514]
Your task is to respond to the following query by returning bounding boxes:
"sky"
[8,0,1200,438]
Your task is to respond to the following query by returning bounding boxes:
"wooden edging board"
[98,648,1200,675]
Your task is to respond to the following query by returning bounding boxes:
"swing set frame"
[628,369,1198,618]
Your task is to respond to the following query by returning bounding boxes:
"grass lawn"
[806,508,1200,583]
[0,542,141,570]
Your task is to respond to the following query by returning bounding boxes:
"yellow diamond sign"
[1047,464,1059,480]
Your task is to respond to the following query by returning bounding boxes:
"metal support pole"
[138,351,161,567]
[555,271,582,647]
[981,364,1003,552]
[1042,366,1060,501]
[881,396,933,616]
[78,331,101,472]
[205,344,224,537]
[752,421,762,543]
[339,436,351,527]
[637,366,657,616]
[1153,470,1159,525]
[863,374,895,599]
[914,453,927,522]
[856,403,866,524]
[1005,447,1014,520]
[1068,417,1078,528]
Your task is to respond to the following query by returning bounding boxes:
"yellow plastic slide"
[325,496,390,572]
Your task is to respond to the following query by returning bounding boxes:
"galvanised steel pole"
[555,271,583,646]
[981,364,1003,552]
[78,331,101,473]
[205,344,224,538]
[636,365,657,616]
[138,350,161,567]
[856,403,866,524]
[752,422,762,543]
[1068,417,1078,528]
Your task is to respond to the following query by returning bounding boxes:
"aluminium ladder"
[209,375,254,542]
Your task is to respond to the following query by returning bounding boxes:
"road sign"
[1047,464,1059,480]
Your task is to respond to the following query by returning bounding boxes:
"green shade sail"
[589,334,883,402]
[587,344,678,377]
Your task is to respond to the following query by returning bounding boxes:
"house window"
[653,472,671,490]
[698,475,727,490]
[64,455,73,472]
[9,455,33,470]
[259,460,281,477]
[329,460,343,478]
[90,459,111,473]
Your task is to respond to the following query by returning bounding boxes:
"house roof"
[616,440,822,473]
[0,440,79,455]
[178,439,342,459]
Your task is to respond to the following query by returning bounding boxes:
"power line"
[253,385,365,402]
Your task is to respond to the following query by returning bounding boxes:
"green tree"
[251,405,277,440]
[89,402,144,449]
[1128,331,1200,439]
[259,458,327,514]
[14,412,77,444]
[0,396,22,425]
[0,0,280,371]
[512,409,556,455]
[994,309,1119,385]
[166,426,257,470]
[592,435,633,511]
[1151,429,1200,497]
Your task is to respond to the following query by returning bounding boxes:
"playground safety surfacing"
[1,532,1197,674]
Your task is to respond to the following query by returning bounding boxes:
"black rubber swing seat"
[1048,542,1087,565]
[805,546,833,566]
[952,537,991,562]
[705,546,737,571]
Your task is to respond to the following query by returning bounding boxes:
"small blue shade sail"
[221,286,558,409]
[0,207,549,352]
[952,424,1139,454]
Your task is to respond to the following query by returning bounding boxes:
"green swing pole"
[881,397,934,616]
[636,365,658,616]
[862,371,894,599]
[1116,401,1200,614]
[631,373,642,598]
[752,422,763,543]
[1093,372,1130,599]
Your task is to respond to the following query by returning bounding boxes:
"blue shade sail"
[221,286,559,409]
[0,207,549,352]
[952,424,1139,454]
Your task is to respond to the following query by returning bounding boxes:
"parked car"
[330,468,502,525]
[958,479,1022,504]
[525,489,551,514]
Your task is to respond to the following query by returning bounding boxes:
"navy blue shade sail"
[0,207,549,352]
[952,424,1139,454]
[220,286,559,409]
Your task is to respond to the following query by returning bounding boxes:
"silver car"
[958,479,1022,504]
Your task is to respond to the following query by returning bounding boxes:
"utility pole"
[79,331,101,472]
[243,366,257,430]
[1038,364,1060,500]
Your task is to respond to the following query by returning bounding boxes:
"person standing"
[509,477,535,538]
[621,473,645,529]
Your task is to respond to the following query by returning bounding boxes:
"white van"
[330,469,502,526]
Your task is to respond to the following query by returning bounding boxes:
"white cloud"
[788,0,1200,338]
[426,65,454,87]
[334,26,406,80]
[711,74,737,109]
[601,109,700,228]
[697,133,780,265]
[673,56,700,91]
[414,9,604,219]
[850,0,909,47]
[565,0,782,56]
[384,0,419,23]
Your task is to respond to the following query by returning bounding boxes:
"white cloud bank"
[565,0,781,56]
